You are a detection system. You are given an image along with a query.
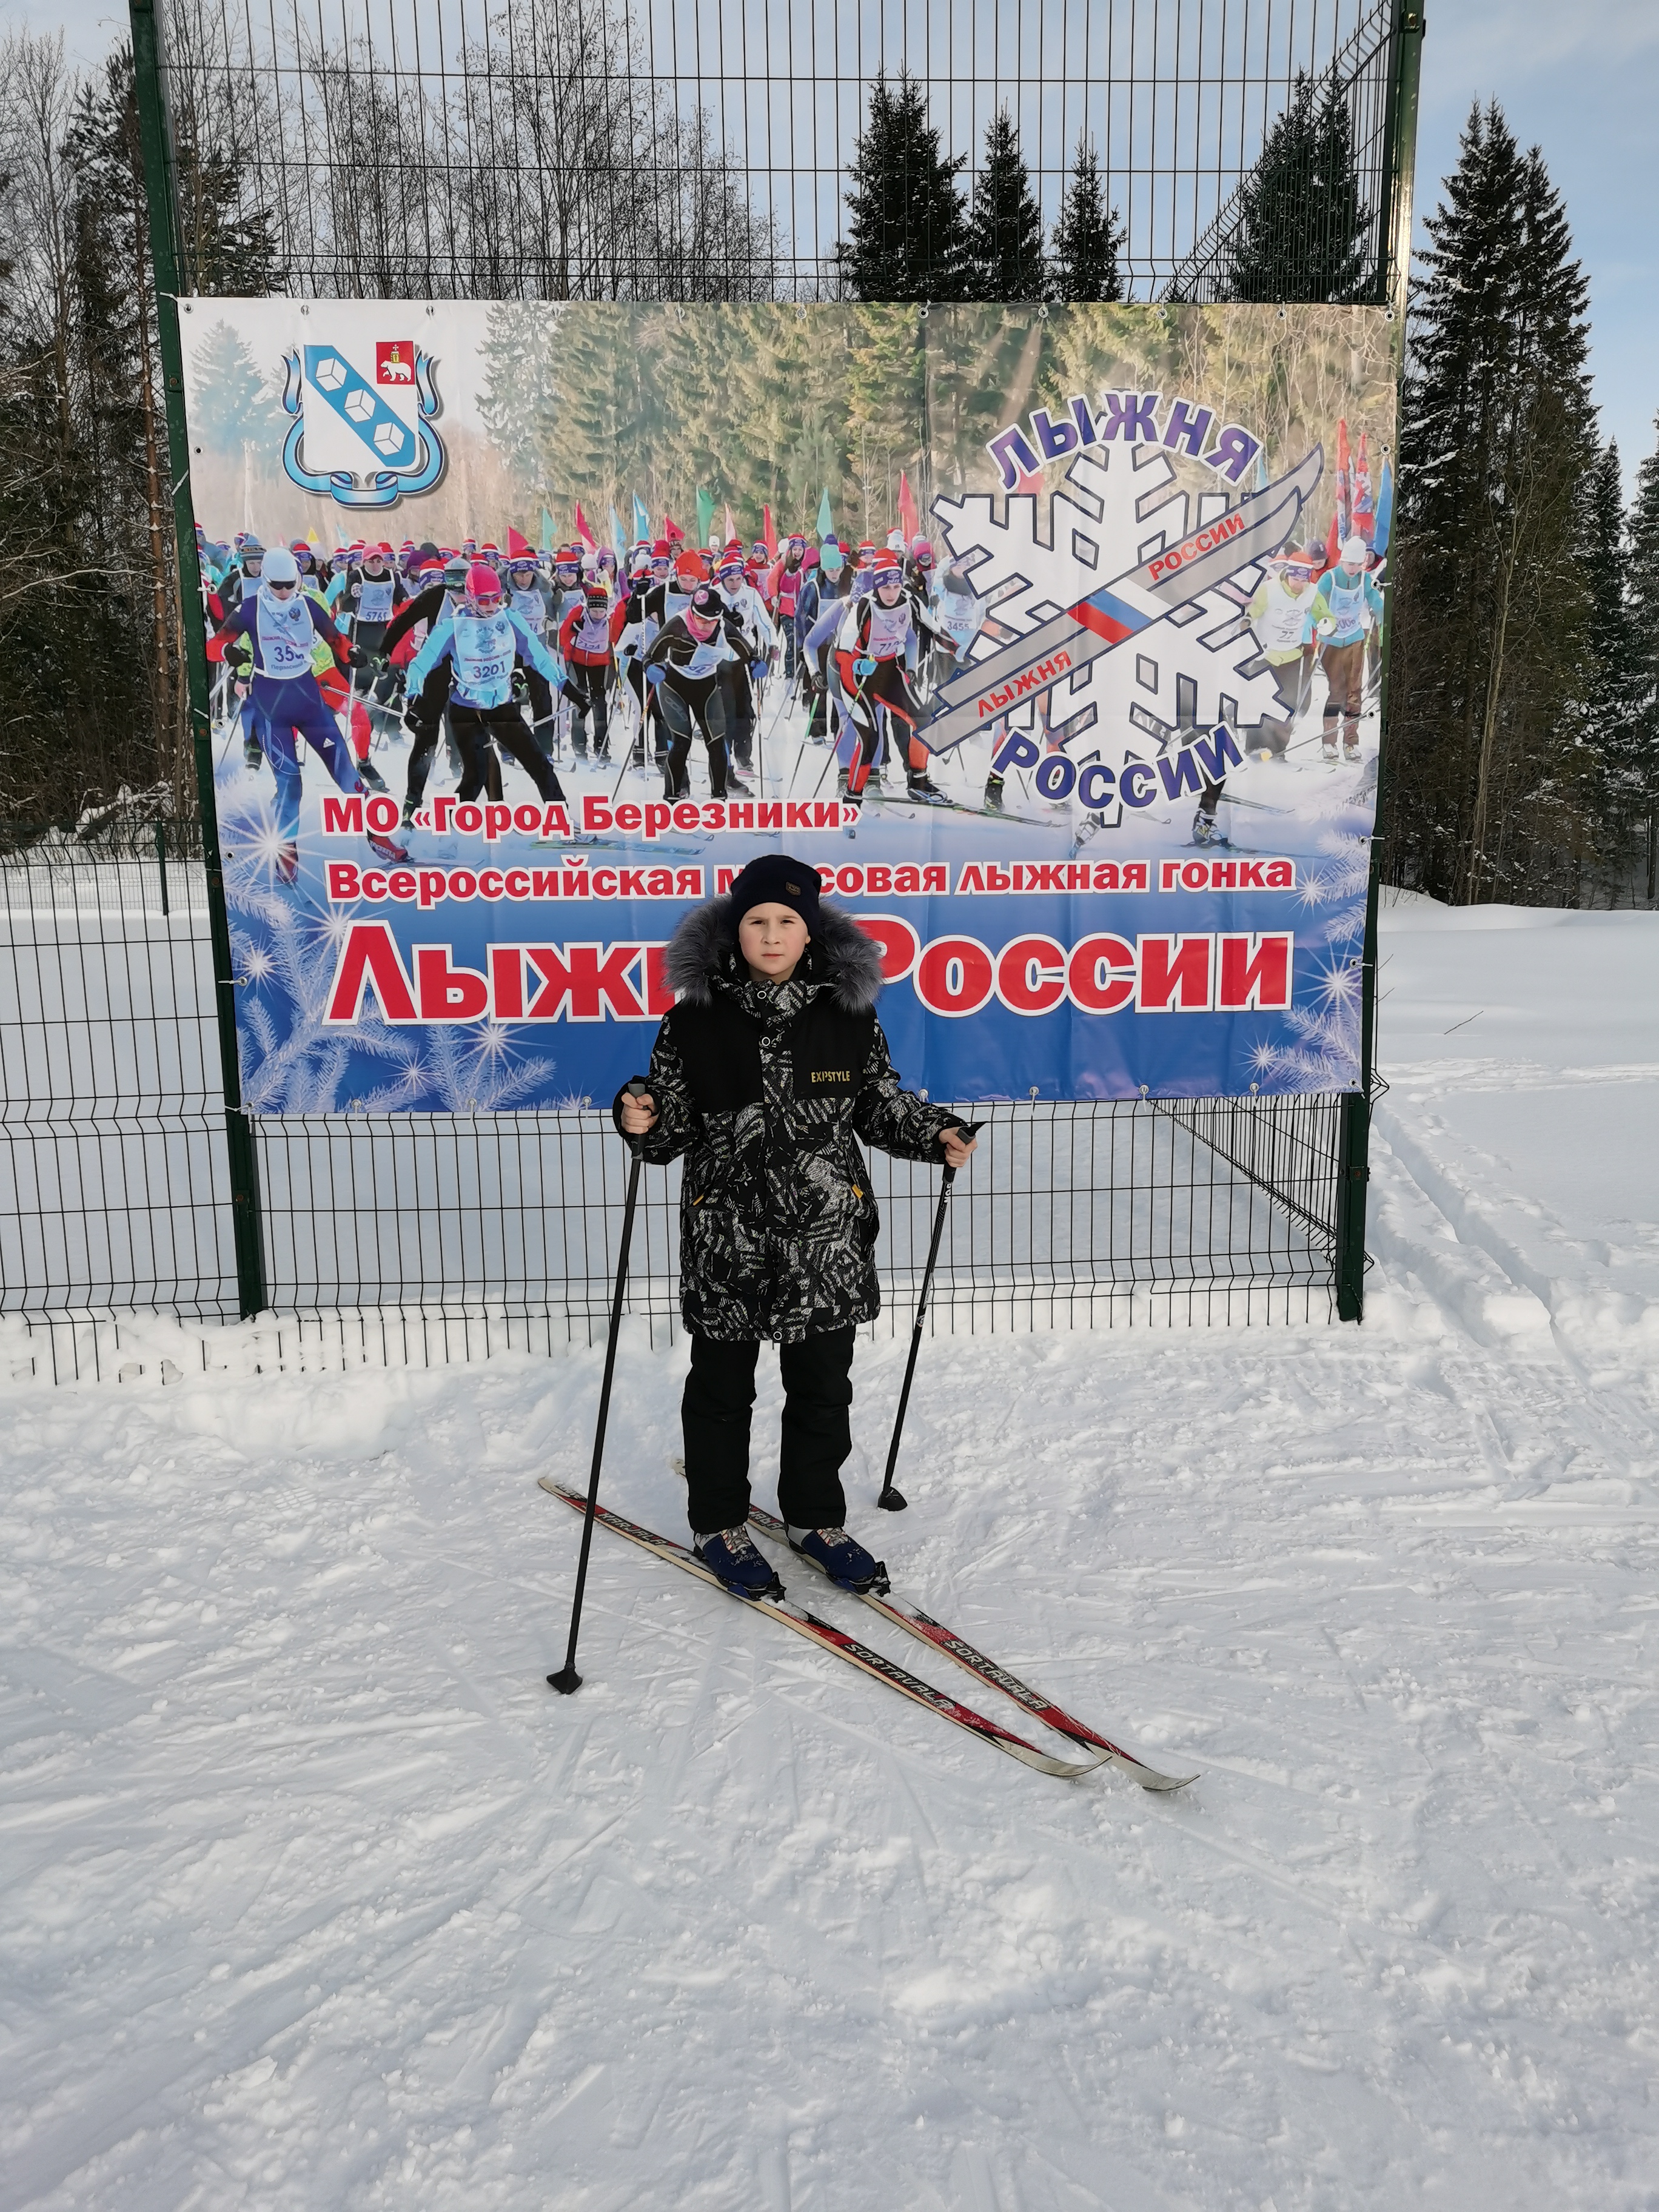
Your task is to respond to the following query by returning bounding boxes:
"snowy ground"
[4,894,1658,2211]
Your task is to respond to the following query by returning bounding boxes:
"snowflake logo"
[931,447,1282,776]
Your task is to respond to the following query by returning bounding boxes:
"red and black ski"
[745,1504,1199,1793]
[540,1479,1112,1780]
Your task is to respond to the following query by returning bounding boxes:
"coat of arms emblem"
[280,340,445,508]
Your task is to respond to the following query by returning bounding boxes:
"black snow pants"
[681,1327,856,1537]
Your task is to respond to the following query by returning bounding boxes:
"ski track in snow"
[3,897,1658,2210]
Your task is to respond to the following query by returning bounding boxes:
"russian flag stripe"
[1070,588,1145,645]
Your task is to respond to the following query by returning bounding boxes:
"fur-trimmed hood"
[662,894,884,1013]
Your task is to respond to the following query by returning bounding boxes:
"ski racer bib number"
[940,591,982,651]
[866,599,912,660]
[255,591,318,677]
[452,611,518,703]
[1252,581,1310,655]
[1321,572,1372,640]
[356,578,395,622]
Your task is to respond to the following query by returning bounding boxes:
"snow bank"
[1376,898,1659,1409]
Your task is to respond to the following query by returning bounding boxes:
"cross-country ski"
[540,1480,1114,1779]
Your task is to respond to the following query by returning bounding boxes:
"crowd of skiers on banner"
[198,512,1383,881]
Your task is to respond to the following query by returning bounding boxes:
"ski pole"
[877,1121,984,1512]
[549,1085,652,1694]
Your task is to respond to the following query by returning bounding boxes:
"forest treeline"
[0,10,1652,905]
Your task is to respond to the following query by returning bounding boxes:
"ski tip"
[1133,1765,1201,1793]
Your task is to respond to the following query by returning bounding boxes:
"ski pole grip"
[939,1118,985,1185]
[616,1079,655,1148]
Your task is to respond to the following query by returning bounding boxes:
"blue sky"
[8,0,1656,489]
[1412,0,1658,490]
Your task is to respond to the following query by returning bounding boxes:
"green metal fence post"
[130,0,268,1318]
[1335,0,1424,1322]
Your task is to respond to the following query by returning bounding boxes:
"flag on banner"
[540,506,556,551]
[723,503,736,547]
[632,493,651,543]
[1333,418,1352,541]
[307,526,323,547]
[506,526,535,561]
[816,488,833,539]
[897,470,919,543]
[1324,509,1342,571]
[574,501,597,549]
[695,486,714,546]
[762,504,777,557]
[1373,458,1393,557]
[663,512,685,545]
[609,504,626,561]
[1352,431,1376,548]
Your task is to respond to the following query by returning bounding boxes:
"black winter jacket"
[613,897,961,1341]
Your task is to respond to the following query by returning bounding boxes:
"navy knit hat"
[727,853,823,936]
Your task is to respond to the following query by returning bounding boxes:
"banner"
[179,300,1393,1111]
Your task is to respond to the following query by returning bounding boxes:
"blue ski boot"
[694,1525,784,1601]
[785,1526,889,1595]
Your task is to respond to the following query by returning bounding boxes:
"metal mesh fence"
[2,834,1338,1376]
[4,0,1401,1369]
[163,0,1403,304]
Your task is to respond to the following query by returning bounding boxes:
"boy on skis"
[615,854,977,1600]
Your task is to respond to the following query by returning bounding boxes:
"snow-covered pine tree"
[1385,103,1599,905]
[1050,135,1124,303]
[1623,417,1659,900]
[838,69,970,303]
[1223,72,1367,304]
[967,109,1046,301]
[1580,443,1649,899]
